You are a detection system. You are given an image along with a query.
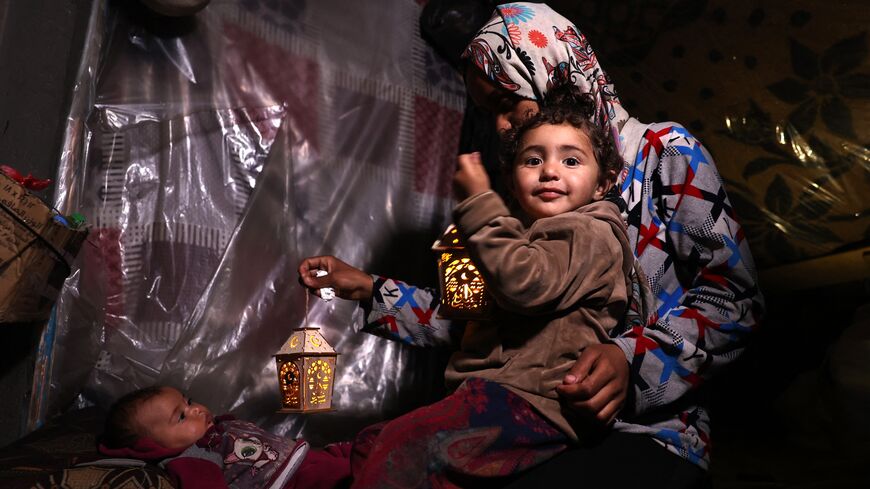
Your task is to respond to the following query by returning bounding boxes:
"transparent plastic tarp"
[564,0,870,269]
[42,0,465,444]
[39,0,869,445]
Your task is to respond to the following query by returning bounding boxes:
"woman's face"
[465,65,540,133]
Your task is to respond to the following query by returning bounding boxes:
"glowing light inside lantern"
[274,328,338,413]
[278,361,301,409]
[307,359,331,405]
[433,224,491,319]
[443,254,488,310]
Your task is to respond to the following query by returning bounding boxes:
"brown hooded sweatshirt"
[444,191,633,440]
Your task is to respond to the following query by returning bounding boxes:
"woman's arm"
[556,124,764,424]
[361,275,460,347]
[298,255,373,301]
[611,123,764,416]
[298,256,459,347]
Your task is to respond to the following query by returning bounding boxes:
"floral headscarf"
[462,3,630,149]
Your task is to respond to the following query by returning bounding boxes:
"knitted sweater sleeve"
[613,123,764,416]
[358,275,460,347]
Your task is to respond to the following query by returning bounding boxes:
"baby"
[99,385,347,489]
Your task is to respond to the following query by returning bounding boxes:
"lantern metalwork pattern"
[432,224,491,319]
[273,327,338,413]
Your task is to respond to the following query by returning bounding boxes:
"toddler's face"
[135,387,214,450]
[511,123,609,220]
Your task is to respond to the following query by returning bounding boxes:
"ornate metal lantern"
[431,224,491,319]
[274,327,338,413]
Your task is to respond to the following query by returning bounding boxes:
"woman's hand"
[298,255,374,302]
[453,152,491,201]
[555,343,630,427]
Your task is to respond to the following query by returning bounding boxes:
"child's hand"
[298,256,374,302]
[453,152,491,201]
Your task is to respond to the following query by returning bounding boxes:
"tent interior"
[0,0,867,487]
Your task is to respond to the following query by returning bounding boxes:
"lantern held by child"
[431,224,491,320]
[273,328,338,413]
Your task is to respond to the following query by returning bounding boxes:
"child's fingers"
[456,152,482,171]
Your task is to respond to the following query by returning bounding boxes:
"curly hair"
[498,84,623,185]
[101,386,164,449]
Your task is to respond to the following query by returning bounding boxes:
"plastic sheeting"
[552,0,870,270]
[40,0,466,444]
[35,0,870,444]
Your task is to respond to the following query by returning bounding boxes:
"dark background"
[0,0,867,486]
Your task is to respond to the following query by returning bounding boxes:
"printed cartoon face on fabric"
[135,387,214,450]
[511,123,610,220]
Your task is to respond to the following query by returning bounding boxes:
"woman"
[300,3,763,487]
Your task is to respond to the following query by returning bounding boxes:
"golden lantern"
[274,328,338,413]
[431,224,491,320]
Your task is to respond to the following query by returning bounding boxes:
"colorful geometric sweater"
[360,118,764,470]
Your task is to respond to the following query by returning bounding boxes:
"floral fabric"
[461,3,629,149]
[350,378,568,488]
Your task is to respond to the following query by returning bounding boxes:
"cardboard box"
[0,172,88,323]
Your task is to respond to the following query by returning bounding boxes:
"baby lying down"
[98,385,350,489]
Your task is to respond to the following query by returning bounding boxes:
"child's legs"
[351,378,569,489]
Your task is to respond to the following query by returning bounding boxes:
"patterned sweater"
[360,118,764,470]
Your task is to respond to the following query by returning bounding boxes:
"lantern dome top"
[432,224,465,251]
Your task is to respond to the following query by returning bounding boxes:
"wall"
[0,0,93,446]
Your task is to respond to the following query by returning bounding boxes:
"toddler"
[349,86,634,487]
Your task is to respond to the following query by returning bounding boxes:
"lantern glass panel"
[306,358,332,406]
[443,255,487,310]
[433,225,491,319]
[277,359,301,410]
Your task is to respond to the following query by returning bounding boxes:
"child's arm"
[292,152,494,348]
[454,192,625,315]
[453,152,491,201]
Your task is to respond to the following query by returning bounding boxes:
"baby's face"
[136,387,214,450]
[511,123,609,220]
